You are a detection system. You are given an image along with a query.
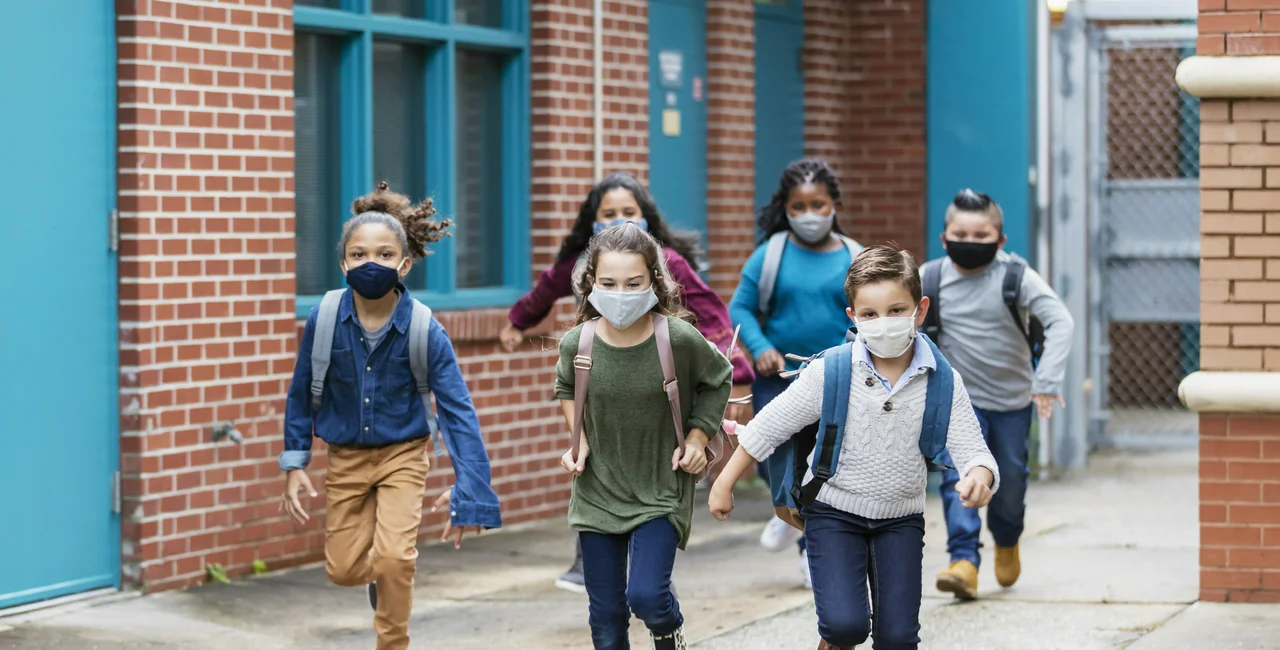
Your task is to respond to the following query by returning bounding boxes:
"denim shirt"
[280,288,502,530]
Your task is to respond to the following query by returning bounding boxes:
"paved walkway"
[3,449,1278,649]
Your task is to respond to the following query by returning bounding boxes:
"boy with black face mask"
[922,189,1074,601]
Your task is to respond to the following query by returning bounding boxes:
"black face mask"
[944,240,1000,270]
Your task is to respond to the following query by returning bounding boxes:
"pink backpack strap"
[571,319,599,461]
[652,313,686,452]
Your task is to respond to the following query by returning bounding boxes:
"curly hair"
[756,158,850,245]
[555,172,702,269]
[341,181,453,259]
[574,223,692,325]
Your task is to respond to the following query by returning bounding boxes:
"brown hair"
[943,188,1004,234]
[843,244,922,307]
[574,223,692,325]
[341,181,453,259]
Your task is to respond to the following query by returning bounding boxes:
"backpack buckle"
[573,355,593,370]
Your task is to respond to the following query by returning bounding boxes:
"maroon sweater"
[508,247,755,385]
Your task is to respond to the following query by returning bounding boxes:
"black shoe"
[366,581,377,610]
[554,545,586,593]
[651,626,687,650]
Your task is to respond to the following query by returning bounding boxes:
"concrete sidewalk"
[2,449,1277,649]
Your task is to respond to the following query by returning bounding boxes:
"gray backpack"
[309,289,445,456]
[756,231,864,315]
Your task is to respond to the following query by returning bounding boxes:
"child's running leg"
[867,514,926,650]
[580,531,631,650]
[938,407,993,566]
[369,438,430,650]
[324,447,377,590]
[981,404,1034,587]
[803,502,873,648]
[625,518,684,643]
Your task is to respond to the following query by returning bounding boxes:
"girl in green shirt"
[555,223,733,650]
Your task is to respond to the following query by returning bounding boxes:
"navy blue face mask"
[594,217,648,235]
[344,260,404,300]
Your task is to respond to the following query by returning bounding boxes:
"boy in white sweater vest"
[709,245,999,650]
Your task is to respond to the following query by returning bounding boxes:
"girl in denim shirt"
[279,182,501,650]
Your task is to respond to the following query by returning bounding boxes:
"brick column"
[116,0,297,591]
[704,0,756,300]
[1179,1,1280,604]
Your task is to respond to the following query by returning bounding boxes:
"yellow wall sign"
[662,109,680,137]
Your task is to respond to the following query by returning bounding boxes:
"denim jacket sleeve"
[279,307,319,471]
[428,318,503,529]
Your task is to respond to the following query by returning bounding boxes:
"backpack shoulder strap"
[796,342,853,506]
[837,235,864,261]
[757,231,790,316]
[652,314,686,452]
[408,299,444,455]
[920,260,943,342]
[1001,255,1034,349]
[919,333,954,472]
[571,319,599,461]
[309,289,346,412]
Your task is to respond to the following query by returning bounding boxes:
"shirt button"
[865,377,875,387]
[366,366,372,372]
[450,511,457,517]
[882,402,893,412]
[364,426,369,431]
[364,397,370,403]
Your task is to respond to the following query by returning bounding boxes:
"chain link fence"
[1090,27,1200,447]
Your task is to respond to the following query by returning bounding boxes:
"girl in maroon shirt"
[497,172,755,592]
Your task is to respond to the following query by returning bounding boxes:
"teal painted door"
[0,3,120,608]
[754,1,805,214]
[926,0,1034,259]
[648,0,708,235]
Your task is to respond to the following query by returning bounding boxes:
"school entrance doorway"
[0,4,121,608]
[648,0,708,238]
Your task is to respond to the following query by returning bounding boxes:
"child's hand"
[754,349,786,376]
[673,437,708,475]
[561,443,589,475]
[280,469,317,526]
[431,488,482,549]
[498,322,524,352]
[957,467,995,508]
[709,483,734,520]
[1032,393,1065,420]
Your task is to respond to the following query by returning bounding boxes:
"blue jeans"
[579,518,683,650]
[753,373,806,553]
[804,502,925,650]
[938,404,1034,567]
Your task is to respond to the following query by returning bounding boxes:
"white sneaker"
[799,550,812,590]
[759,515,803,552]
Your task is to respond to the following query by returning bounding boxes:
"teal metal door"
[648,0,708,235]
[754,0,805,213]
[0,3,120,608]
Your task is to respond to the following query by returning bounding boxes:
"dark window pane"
[372,0,424,18]
[373,41,428,290]
[295,0,341,7]
[456,0,504,28]
[294,32,342,296]
[455,49,507,289]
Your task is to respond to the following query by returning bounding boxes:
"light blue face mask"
[588,287,658,330]
[594,217,649,235]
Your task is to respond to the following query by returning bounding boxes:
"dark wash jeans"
[579,517,683,650]
[939,403,1034,567]
[803,502,925,650]
[754,373,807,553]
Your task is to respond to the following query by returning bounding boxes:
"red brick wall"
[116,0,298,591]
[1197,0,1280,55]
[704,0,756,301]
[802,0,927,258]
[1199,414,1280,602]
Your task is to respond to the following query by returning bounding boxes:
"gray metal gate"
[1086,23,1200,448]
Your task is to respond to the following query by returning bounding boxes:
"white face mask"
[857,309,919,359]
[788,211,834,244]
[588,287,658,330]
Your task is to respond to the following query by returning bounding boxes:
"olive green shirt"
[556,316,733,549]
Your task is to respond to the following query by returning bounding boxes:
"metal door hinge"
[111,471,121,514]
[108,209,119,252]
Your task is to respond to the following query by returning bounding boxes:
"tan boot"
[935,560,979,600]
[817,640,848,650]
[995,545,1021,588]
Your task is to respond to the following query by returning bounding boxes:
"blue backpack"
[770,329,956,509]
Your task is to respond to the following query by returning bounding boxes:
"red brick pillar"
[1178,1,1280,604]
[115,0,298,591]
[704,0,756,300]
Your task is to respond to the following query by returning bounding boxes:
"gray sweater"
[738,339,999,520]
[924,251,1075,412]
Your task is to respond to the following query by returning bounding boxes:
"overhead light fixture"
[1048,0,1070,26]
